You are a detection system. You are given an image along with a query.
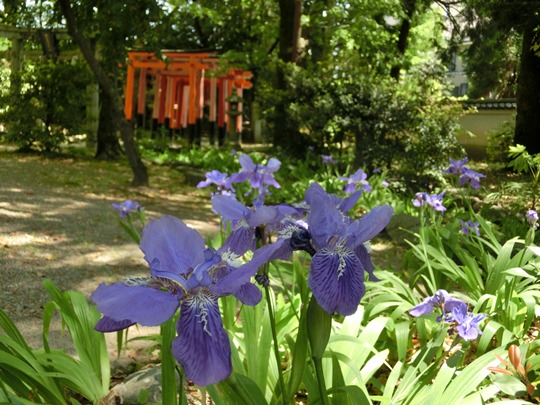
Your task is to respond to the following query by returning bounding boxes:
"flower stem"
[161,318,179,405]
[264,284,287,405]
[312,357,329,405]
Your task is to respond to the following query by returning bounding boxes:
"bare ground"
[0,147,219,350]
[0,147,402,356]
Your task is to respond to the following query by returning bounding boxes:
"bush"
[486,117,516,164]
[0,59,91,152]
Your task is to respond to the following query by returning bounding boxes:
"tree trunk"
[58,0,148,186]
[514,15,540,155]
[390,0,416,80]
[95,85,122,160]
[274,0,303,155]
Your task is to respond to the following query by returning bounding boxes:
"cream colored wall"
[456,109,515,159]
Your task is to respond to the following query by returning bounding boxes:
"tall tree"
[514,11,540,154]
[58,0,148,186]
[463,1,540,154]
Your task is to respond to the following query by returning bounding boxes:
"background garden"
[1,0,540,404]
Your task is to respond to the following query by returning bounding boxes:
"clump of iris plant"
[339,168,373,194]
[91,215,270,386]
[112,200,143,218]
[197,170,235,197]
[229,154,281,205]
[526,209,539,229]
[459,219,480,236]
[410,289,487,341]
[413,191,447,212]
[444,157,485,189]
[321,154,338,165]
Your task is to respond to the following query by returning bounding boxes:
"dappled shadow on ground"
[0,151,219,348]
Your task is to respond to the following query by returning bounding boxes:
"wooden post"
[124,62,135,120]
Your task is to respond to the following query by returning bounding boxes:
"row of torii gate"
[123,51,253,145]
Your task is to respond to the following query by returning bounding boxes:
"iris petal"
[91,283,181,326]
[354,244,378,281]
[307,194,346,250]
[212,195,251,222]
[234,282,262,306]
[141,216,205,278]
[308,247,365,316]
[214,244,275,295]
[222,225,256,255]
[346,205,394,247]
[172,292,231,386]
[95,316,135,332]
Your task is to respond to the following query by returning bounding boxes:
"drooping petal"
[91,283,181,327]
[266,158,281,173]
[221,224,256,255]
[172,292,231,386]
[346,204,394,247]
[354,243,378,281]
[338,189,363,212]
[308,246,365,316]
[409,300,435,317]
[212,195,251,222]
[247,205,281,227]
[95,316,135,332]
[214,244,275,295]
[141,216,205,279]
[234,282,262,306]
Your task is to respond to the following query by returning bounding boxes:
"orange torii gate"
[123,51,253,144]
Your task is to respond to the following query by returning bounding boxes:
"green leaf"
[442,346,506,405]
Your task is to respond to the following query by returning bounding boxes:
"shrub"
[486,117,516,164]
[0,59,91,152]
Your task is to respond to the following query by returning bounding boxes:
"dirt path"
[0,149,219,349]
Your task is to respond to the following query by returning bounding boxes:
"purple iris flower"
[413,192,446,212]
[322,154,337,165]
[444,157,485,189]
[212,194,297,255]
[339,169,373,194]
[449,306,487,341]
[409,290,467,321]
[526,209,539,228]
[458,167,485,189]
[460,219,480,236]
[230,154,281,194]
[91,215,268,386]
[303,184,393,315]
[112,200,143,218]
[410,290,486,341]
[444,157,469,174]
[197,170,234,196]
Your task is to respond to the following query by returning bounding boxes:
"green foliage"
[0,280,109,404]
[487,118,516,164]
[0,60,91,152]
[508,144,540,208]
[259,63,464,177]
